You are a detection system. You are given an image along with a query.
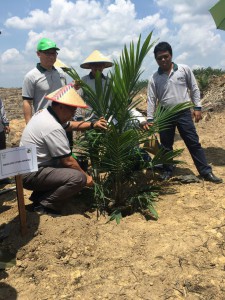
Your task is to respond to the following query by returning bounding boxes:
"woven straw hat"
[80,50,114,69]
[54,59,70,70]
[46,84,88,108]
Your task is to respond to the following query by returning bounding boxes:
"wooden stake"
[15,175,27,236]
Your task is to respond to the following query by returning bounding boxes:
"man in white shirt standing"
[143,41,222,183]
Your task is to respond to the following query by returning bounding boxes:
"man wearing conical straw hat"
[20,84,107,215]
[75,50,113,121]
[75,50,146,126]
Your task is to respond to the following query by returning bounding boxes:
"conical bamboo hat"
[46,84,87,108]
[80,50,114,69]
[54,59,70,70]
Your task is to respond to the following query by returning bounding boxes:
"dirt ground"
[1,87,225,300]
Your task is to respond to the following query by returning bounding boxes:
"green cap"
[37,38,60,51]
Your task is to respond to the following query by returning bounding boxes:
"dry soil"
[0,84,225,300]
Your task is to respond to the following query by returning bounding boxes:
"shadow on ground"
[204,146,225,166]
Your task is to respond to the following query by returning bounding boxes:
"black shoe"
[33,204,61,217]
[159,171,172,181]
[0,178,11,185]
[29,191,45,202]
[202,172,223,184]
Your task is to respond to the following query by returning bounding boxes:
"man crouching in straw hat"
[20,84,107,216]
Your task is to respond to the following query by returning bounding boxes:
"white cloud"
[0,0,157,86]
[3,0,161,83]
[5,0,158,53]
[1,48,21,63]
[5,10,49,30]
[150,0,225,72]
[1,0,225,87]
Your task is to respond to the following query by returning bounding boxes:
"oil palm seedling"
[66,32,192,222]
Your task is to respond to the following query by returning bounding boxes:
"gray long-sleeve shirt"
[147,63,201,121]
[0,98,9,132]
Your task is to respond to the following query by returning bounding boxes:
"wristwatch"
[90,121,95,129]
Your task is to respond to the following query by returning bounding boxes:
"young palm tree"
[66,33,192,221]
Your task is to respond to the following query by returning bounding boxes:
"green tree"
[193,67,225,96]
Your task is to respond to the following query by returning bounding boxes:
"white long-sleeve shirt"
[147,63,201,121]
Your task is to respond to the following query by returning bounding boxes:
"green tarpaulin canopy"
[210,0,225,31]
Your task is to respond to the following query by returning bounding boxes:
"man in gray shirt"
[143,41,222,183]
[22,38,66,124]
[20,84,107,215]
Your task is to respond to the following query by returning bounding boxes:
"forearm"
[188,69,201,107]
[61,155,86,173]
[147,80,157,120]
[23,100,33,124]
[67,120,93,131]
[66,117,107,131]
[61,155,93,187]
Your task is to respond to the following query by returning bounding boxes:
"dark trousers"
[159,109,211,176]
[0,131,6,150]
[22,166,87,210]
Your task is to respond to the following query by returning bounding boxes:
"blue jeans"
[159,109,211,176]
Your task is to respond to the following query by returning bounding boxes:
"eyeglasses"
[40,51,58,56]
[156,54,170,61]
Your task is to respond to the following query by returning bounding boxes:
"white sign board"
[0,145,38,179]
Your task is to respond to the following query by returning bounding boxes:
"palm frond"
[153,102,193,132]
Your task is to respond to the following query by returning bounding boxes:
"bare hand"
[140,121,154,131]
[192,110,202,123]
[93,117,108,130]
[73,80,82,90]
[86,175,94,187]
[4,126,10,134]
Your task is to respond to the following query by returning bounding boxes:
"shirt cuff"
[147,118,154,122]
[194,107,202,111]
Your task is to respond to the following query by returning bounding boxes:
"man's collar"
[89,72,106,79]
[36,63,56,73]
[158,63,178,75]
[47,106,61,124]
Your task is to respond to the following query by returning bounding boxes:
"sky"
[0,0,225,87]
